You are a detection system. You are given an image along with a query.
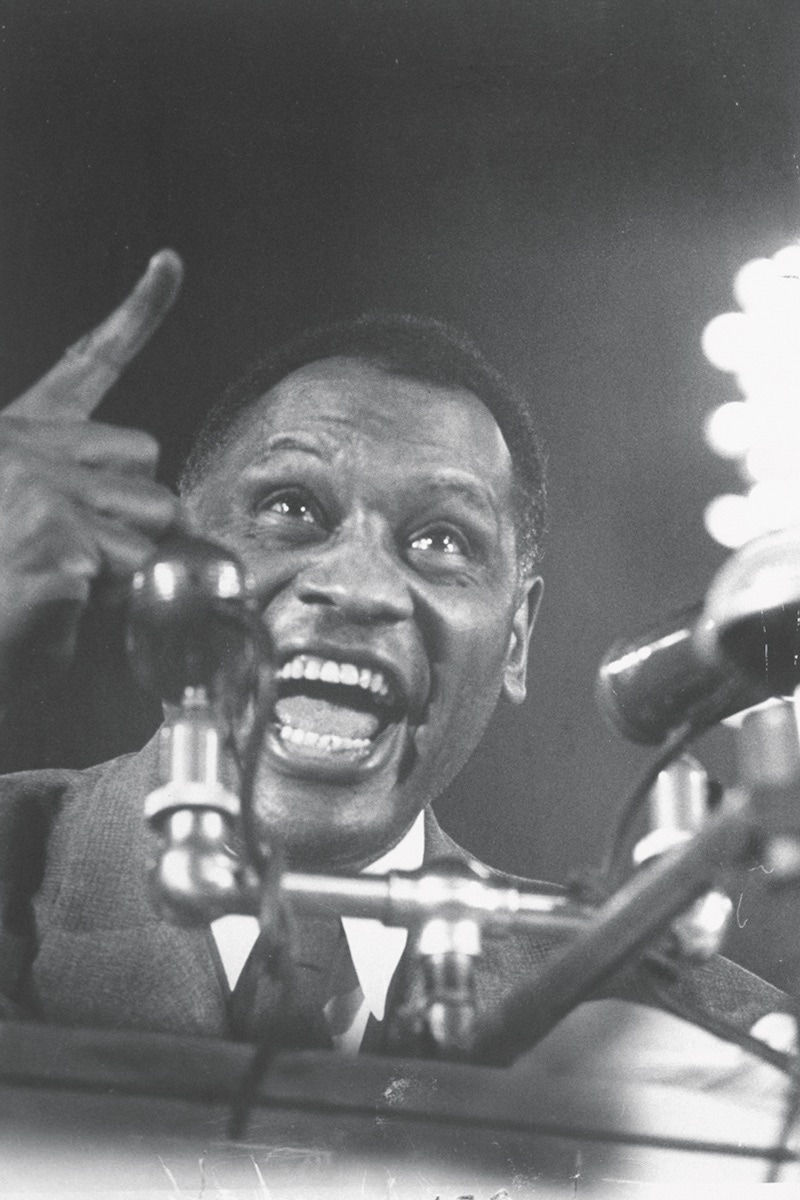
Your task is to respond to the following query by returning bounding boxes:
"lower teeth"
[278,724,371,753]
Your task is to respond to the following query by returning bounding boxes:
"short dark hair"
[180,313,547,573]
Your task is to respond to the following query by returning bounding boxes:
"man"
[0,252,786,1052]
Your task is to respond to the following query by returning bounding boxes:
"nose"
[295,520,414,625]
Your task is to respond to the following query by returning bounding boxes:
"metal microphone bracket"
[735,699,800,882]
[278,858,592,1059]
[402,861,488,1060]
[145,685,244,925]
[633,757,734,960]
[415,913,481,1059]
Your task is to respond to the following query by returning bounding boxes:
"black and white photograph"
[2,1,800,1194]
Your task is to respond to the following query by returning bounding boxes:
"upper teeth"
[278,655,391,701]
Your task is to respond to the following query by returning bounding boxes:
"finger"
[6,249,184,421]
[59,461,181,534]
[87,510,168,578]
[2,416,162,475]
[0,448,181,535]
[10,500,165,585]
[73,472,181,535]
[15,505,165,587]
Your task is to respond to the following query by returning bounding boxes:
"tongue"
[275,694,382,740]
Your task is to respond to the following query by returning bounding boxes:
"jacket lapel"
[364,806,563,1054]
[32,738,229,1036]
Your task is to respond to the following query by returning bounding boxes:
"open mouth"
[271,653,404,765]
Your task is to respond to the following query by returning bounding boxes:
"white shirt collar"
[211,811,426,1023]
[342,810,425,1021]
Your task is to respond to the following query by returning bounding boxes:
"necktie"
[322,924,366,1048]
[228,907,356,1050]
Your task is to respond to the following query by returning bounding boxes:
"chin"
[251,766,423,873]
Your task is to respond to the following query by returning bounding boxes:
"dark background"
[2,0,800,990]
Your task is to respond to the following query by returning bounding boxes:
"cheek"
[427,598,514,717]
[435,592,514,665]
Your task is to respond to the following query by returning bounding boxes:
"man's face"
[186,357,541,869]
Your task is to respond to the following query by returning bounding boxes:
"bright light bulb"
[701,312,750,372]
[771,243,800,280]
[704,493,759,548]
[747,480,800,534]
[733,258,777,311]
[704,401,754,458]
[703,238,800,548]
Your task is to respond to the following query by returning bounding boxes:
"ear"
[502,576,543,705]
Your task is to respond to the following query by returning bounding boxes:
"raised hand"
[0,251,185,698]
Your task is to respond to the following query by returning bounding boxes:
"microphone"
[599,525,800,746]
[127,532,258,706]
[699,527,800,877]
[597,600,771,745]
[127,533,261,924]
[697,525,800,695]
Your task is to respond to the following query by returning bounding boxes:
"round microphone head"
[127,533,258,703]
[596,602,766,745]
[697,526,800,695]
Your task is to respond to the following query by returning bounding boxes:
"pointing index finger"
[6,249,184,421]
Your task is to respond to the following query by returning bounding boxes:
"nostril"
[296,571,412,624]
[294,533,414,623]
[298,582,339,608]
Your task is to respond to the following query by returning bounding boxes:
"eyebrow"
[244,442,501,520]
[410,474,500,521]
[261,433,329,458]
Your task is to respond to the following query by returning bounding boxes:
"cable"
[601,720,698,890]
[601,674,760,891]
[765,1054,800,1183]
[227,900,298,1141]
[235,676,277,876]
[224,605,277,876]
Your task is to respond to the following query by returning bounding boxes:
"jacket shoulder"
[0,754,146,1006]
[424,807,565,895]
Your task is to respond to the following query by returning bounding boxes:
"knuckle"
[64,331,94,362]
[8,489,73,542]
[126,428,161,464]
[0,449,36,494]
[0,416,35,450]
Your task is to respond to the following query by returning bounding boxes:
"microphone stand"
[471,678,800,1071]
[470,787,759,1065]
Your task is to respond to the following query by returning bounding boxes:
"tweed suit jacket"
[0,740,787,1047]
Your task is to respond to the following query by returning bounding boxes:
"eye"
[408,525,470,558]
[254,488,323,529]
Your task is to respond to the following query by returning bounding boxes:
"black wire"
[227,901,299,1141]
[600,675,761,890]
[218,601,297,1140]
[763,994,800,1184]
[601,719,698,889]
[236,675,278,876]
[765,1072,800,1182]
[223,604,278,876]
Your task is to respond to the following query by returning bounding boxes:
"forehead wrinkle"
[262,432,329,458]
[240,428,341,471]
[226,361,515,495]
[408,473,502,521]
